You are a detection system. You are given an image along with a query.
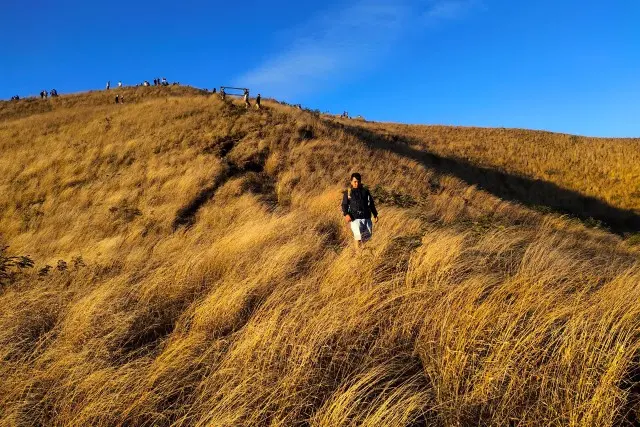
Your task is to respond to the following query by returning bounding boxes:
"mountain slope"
[1,87,639,426]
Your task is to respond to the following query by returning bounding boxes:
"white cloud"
[235,0,481,99]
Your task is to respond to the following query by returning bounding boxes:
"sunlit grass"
[0,87,639,426]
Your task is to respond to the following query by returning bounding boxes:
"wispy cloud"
[423,0,480,24]
[235,0,481,98]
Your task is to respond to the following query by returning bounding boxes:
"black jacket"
[341,187,378,220]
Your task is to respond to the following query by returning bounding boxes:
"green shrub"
[625,233,640,247]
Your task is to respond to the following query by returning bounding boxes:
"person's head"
[350,172,362,189]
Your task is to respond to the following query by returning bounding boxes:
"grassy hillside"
[1,87,639,426]
[343,120,640,232]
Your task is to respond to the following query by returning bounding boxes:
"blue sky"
[2,0,639,137]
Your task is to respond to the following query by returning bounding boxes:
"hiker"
[106,81,110,90]
[120,95,124,104]
[255,93,261,109]
[115,94,119,104]
[118,81,122,88]
[44,90,48,98]
[40,91,44,99]
[244,89,250,108]
[220,87,226,100]
[212,88,217,94]
[341,172,379,249]
[162,77,167,86]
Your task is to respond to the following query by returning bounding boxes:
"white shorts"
[350,218,373,241]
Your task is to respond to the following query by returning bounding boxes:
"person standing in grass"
[342,172,379,249]
[255,93,261,109]
[243,89,250,108]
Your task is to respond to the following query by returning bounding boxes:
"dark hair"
[351,173,361,181]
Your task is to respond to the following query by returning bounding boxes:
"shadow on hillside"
[173,136,276,230]
[328,121,640,235]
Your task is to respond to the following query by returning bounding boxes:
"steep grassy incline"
[357,120,640,224]
[0,88,639,426]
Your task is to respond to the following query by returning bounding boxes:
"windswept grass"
[358,120,640,214]
[0,87,639,426]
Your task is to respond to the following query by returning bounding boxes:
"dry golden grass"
[358,120,640,214]
[1,87,639,426]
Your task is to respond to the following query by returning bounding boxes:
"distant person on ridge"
[341,172,379,249]
[243,89,250,108]
[118,81,122,88]
[220,87,226,100]
[255,93,261,109]
[115,94,119,104]
[106,81,110,90]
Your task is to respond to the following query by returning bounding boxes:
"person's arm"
[368,190,378,221]
[341,191,352,222]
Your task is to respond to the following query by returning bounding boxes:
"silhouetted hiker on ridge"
[342,172,379,250]
[106,81,110,90]
[256,93,261,109]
